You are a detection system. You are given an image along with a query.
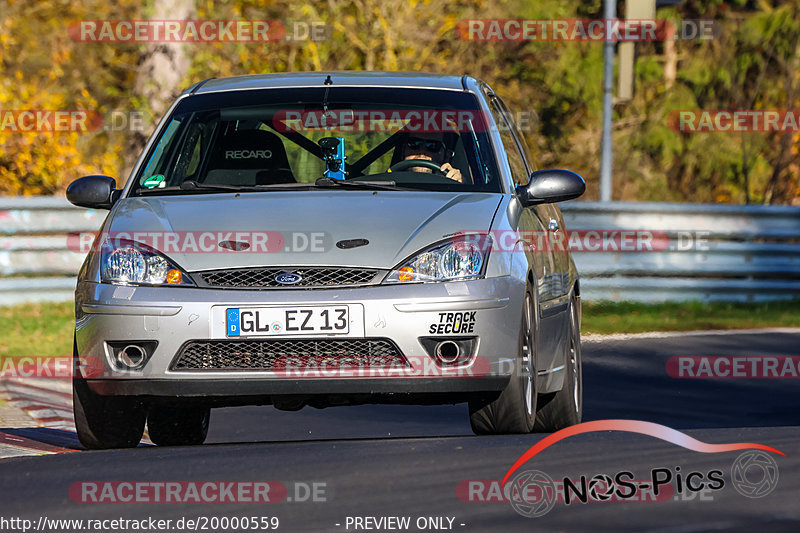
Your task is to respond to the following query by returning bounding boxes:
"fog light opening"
[435,341,461,364]
[118,345,146,369]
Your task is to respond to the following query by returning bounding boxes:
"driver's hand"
[441,163,462,183]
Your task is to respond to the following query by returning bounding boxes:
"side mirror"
[516,169,585,206]
[66,175,119,209]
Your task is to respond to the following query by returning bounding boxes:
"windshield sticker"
[142,174,166,188]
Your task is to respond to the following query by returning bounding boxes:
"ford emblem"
[275,272,302,285]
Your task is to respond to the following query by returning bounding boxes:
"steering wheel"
[389,159,444,174]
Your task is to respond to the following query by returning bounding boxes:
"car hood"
[107,191,502,271]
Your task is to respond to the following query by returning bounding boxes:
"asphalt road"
[1,331,798,532]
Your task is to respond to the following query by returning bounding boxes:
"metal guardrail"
[563,202,800,303]
[0,198,798,304]
[0,197,105,305]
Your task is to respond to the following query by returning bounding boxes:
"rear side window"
[489,98,529,186]
[494,96,537,172]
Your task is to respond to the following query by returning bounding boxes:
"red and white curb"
[0,377,152,458]
[0,377,77,457]
[3,378,75,430]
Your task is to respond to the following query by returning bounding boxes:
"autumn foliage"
[1,0,799,203]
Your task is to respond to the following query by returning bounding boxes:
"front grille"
[170,338,408,372]
[196,267,383,289]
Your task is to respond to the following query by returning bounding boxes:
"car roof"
[188,71,475,95]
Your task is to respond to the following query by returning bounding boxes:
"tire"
[73,340,147,449]
[147,405,210,446]
[534,295,583,432]
[469,287,537,434]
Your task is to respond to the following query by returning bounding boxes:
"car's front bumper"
[75,276,525,401]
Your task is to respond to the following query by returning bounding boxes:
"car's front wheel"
[469,287,537,434]
[73,374,147,450]
[534,294,582,431]
[147,405,210,446]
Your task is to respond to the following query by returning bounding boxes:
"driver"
[399,131,462,183]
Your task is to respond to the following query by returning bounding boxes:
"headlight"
[100,239,194,286]
[384,236,490,283]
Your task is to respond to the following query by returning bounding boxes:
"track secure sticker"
[429,311,476,334]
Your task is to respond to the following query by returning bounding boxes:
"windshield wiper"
[137,181,259,194]
[136,178,404,196]
[179,180,251,191]
[314,177,403,190]
[137,180,312,195]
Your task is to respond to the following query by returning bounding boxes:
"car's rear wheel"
[73,340,147,449]
[534,295,582,431]
[469,288,537,434]
[147,405,210,446]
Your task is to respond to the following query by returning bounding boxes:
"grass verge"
[0,301,74,358]
[582,300,800,335]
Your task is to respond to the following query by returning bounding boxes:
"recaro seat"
[205,129,296,186]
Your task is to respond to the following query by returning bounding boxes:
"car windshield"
[130,87,503,195]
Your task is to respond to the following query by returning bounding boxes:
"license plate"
[226,306,350,337]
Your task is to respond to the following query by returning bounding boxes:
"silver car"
[67,72,585,449]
